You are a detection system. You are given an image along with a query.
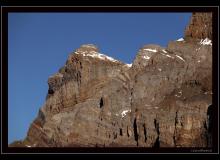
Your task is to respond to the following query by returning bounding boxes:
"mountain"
[9,13,213,148]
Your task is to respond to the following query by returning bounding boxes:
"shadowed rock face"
[9,13,213,148]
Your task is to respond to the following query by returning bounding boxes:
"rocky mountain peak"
[133,44,165,68]
[72,44,121,64]
[9,13,213,148]
[76,44,99,53]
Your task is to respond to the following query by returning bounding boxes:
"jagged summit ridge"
[76,44,99,52]
[75,44,120,63]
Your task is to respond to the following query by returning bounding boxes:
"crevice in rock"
[49,105,52,111]
[153,137,160,148]
[173,111,178,146]
[127,126,130,137]
[48,88,54,94]
[153,118,160,148]
[80,62,82,69]
[119,128,123,136]
[133,118,139,146]
[203,120,209,146]
[154,119,160,135]
[76,71,81,86]
[143,123,147,143]
[99,97,104,108]
[130,88,133,108]
[207,104,213,133]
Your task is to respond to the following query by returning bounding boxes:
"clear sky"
[8,13,192,144]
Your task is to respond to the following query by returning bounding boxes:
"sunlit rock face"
[185,12,212,40]
[10,13,212,148]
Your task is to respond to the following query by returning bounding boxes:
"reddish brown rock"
[185,12,212,40]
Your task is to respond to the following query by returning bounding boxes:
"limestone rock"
[10,13,213,148]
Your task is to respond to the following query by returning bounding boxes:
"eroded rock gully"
[9,13,213,148]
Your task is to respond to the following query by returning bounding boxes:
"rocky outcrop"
[185,12,212,40]
[9,13,213,148]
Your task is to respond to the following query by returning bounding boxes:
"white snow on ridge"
[143,48,157,52]
[160,52,174,59]
[75,51,119,62]
[162,49,167,53]
[75,51,85,55]
[143,55,151,60]
[176,38,184,42]
[200,38,212,46]
[126,63,132,67]
[165,54,173,58]
[121,109,131,118]
[175,55,185,62]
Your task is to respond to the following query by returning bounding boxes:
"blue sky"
[8,13,191,144]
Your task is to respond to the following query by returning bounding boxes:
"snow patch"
[143,55,151,60]
[143,48,157,52]
[165,54,174,58]
[121,109,131,118]
[162,49,167,53]
[160,53,174,59]
[200,38,212,46]
[75,51,86,56]
[175,90,182,97]
[176,38,184,42]
[75,51,119,62]
[175,55,185,62]
[196,47,201,52]
[126,63,132,67]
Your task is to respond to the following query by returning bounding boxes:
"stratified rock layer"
[10,13,213,148]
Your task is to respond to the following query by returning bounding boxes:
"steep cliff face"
[185,12,212,40]
[10,13,213,148]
